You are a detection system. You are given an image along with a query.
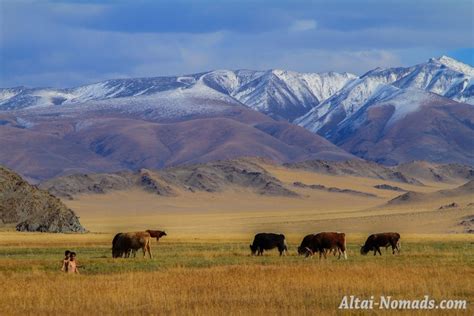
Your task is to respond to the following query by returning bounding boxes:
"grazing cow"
[297,234,315,256]
[112,230,167,259]
[360,233,401,256]
[128,230,167,258]
[297,232,347,259]
[112,233,126,258]
[250,233,288,256]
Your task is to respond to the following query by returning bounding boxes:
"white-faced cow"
[360,232,400,256]
[297,232,347,259]
[250,233,288,256]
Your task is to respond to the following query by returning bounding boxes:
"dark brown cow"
[298,232,347,259]
[146,230,167,239]
[360,232,401,256]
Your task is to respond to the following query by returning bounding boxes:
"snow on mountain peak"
[1,57,472,126]
[430,55,474,76]
[297,56,473,136]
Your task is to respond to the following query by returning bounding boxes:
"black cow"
[112,232,126,258]
[360,232,401,256]
[250,233,288,256]
[297,232,347,259]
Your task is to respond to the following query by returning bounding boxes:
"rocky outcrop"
[459,215,474,233]
[374,184,406,192]
[293,182,377,197]
[285,160,422,185]
[161,159,298,197]
[0,166,86,232]
[438,202,459,210]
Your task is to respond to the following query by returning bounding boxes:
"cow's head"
[360,245,369,255]
[304,247,314,257]
[297,246,305,255]
[112,248,123,258]
[249,244,258,255]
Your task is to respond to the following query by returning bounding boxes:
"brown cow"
[146,230,167,239]
[112,230,167,259]
[360,232,400,256]
[127,230,167,258]
[298,232,347,259]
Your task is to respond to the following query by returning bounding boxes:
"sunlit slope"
[63,162,472,234]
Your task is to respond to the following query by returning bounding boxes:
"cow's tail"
[283,238,288,255]
[343,234,347,259]
[397,240,401,253]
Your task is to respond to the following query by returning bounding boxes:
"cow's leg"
[377,247,382,256]
[147,243,153,259]
[321,250,327,259]
[373,248,377,256]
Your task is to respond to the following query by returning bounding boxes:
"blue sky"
[1,0,472,88]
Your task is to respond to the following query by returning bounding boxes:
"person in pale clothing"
[67,252,80,274]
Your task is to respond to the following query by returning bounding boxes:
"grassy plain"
[0,233,472,315]
[1,167,473,314]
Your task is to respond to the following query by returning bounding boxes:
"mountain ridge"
[1,56,472,176]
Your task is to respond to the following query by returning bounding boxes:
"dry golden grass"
[0,233,472,315]
[1,264,472,315]
[1,168,472,314]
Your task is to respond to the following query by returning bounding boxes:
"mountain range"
[0,56,472,180]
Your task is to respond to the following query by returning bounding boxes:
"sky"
[0,0,473,88]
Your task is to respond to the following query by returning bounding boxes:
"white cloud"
[289,19,317,32]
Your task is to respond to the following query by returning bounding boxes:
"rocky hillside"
[40,158,474,200]
[284,159,422,184]
[40,159,298,198]
[387,180,474,206]
[0,166,85,232]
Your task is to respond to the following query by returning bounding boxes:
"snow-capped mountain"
[296,56,474,134]
[2,56,471,125]
[0,71,357,180]
[295,56,474,165]
[327,89,473,165]
[0,69,356,121]
[0,56,472,170]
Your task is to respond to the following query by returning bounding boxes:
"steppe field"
[1,165,473,315]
